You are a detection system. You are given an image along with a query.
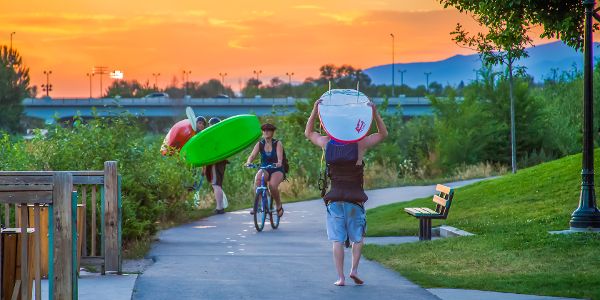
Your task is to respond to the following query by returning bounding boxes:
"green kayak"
[180,114,261,166]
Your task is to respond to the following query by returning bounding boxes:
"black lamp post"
[390,33,395,97]
[571,0,600,230]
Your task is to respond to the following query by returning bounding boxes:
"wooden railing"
[0,172,75,300]
[0,161,123,299]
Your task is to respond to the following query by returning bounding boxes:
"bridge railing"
[23,97,432,107]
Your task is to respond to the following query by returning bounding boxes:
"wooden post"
[52,172,73,300]
[103,162,119,272]
[20,204,29,300]
[91,186,96,257]
[33,205,41,300]
[81,187,87,257]
[4,204,9,227]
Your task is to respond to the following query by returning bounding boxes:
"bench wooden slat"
[436,184,452,195]
[433,195,448,207]
[404,207,440,217]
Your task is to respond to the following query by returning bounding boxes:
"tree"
[443,1,532,173]
[0,46,33,132]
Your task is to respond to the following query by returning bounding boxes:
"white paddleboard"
[186,106,197,132]
[318,89,373,143]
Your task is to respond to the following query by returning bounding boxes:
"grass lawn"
[363,150,600,300]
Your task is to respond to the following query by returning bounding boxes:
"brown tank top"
[323,142,368,204]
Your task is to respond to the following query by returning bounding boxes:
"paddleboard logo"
[355,119,365,133]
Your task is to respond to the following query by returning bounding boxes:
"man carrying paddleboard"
[203,117,229,214]
[305,98,388,286]
[245,123,286,218]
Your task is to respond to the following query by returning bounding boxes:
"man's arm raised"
[305,99,329,148]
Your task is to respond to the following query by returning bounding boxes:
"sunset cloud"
[0,0,558,97]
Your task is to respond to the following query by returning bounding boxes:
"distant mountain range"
[364,41,599,87]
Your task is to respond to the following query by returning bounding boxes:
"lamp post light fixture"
[42,70,52,97]
[86,73,94,98]
[390,33,395,97]
[570,0,600,231]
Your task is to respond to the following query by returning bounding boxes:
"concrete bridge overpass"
[22,97,433,124]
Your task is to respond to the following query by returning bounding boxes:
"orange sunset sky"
[2,0,559,97]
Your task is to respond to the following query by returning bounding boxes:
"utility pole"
[286,72,294,96]
[570,0,600,231]
[152,73,161,89]
[93,66,108,98]
[183,70,191,96]
[86,73,94,98]
[42,70,52,97]
[219,72,228,93]
[473,69,479,83]
[424,72,432,93]
[390,33,395,97]
[253,70,262,97]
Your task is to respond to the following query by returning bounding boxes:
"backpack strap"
[259,139,265,154]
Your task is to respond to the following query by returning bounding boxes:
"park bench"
[404,184,454,241]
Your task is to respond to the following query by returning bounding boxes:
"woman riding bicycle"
[246,123,285,218]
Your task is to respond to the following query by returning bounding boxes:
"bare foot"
[349,273,364,285]
[334,277,345,286]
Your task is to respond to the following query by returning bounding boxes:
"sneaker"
[214,209,225,214]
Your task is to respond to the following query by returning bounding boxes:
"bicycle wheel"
[253,190,266,232]
[269,192,280,229]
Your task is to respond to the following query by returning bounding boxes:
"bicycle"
[246,164,281,232]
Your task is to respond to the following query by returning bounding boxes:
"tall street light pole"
[286,72,294,96]
[390,33,395,97]
[9,32,15,65]
[42,70,52,97]
[152,73,160,89]
[398,70,407,87]
[219,72,228,93]
[253,70,262,96]
[94,66,108,98]
[183,70,191,95]
[10,32,15,50]
[86,73,94,98]
[571,0,600,231]
[424,72,432,94]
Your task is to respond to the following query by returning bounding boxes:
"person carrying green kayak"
[202,117,229,214]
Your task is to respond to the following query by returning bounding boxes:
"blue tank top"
[260,139,279,166]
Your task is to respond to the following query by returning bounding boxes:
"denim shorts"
[326,201,366,243]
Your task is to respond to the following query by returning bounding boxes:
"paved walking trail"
[131,179,484,300]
